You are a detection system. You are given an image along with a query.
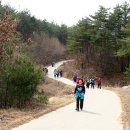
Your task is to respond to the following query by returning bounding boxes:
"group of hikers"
[73,74,102,112]
[53,69,63,78]
[51,62,63,78]
[73,74,102,89]
[44,62,102,112]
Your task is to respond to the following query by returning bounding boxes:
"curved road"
[12,61,123,130]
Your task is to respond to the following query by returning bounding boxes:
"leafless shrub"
[32,33,65,65]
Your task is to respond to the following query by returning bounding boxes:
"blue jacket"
[74,85,85,100]
[91,78,95,84]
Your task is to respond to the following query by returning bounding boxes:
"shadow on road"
[82,110,101,115]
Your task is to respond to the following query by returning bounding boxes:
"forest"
[0,3,67,108]
[66,2,130,79]
[0,2,130,108]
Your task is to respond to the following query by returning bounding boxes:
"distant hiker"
[74,79,85,111]
[53,69,57,78]
[97,78,102,89]
[51,62,55,67]
[86,77,90,89]
[73,74,77,83]
[56,70,60,78]
[45,68,48,75]
[59,70,63,77]
[43,68,48,76]
[81,76,85,86]
[76,77,80,85]
[90,77,95,89]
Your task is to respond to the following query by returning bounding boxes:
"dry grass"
[38,77,73,97]
[0,77,74,130]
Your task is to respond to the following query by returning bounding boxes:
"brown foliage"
[32,33,65,65]
[0,15,19,60]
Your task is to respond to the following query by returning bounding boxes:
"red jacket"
[97,79,101,84]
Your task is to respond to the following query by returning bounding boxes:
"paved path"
[12,61,123,130]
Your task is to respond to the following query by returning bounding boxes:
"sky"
[1,0,130,26]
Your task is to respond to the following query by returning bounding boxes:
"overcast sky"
[1,0,130,26]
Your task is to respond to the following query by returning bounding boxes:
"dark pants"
[98,84,101,89]
[86,83,90,88]
[76,97,84,110]
[91,83,95,89]
[56,74,59,78]
[60,73,62,77]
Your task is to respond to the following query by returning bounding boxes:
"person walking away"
[43,68,48,76]
[74,79,85,111]
[91,77,95,89]
[81,76,85,86]
[59,70,63,77]
[73,74,77,83]
[97,78,102,89]
[51,62,55,67]
[56,70,60,78]
[44,68,48,75]
[53,69,57,78]
[86,77,90,89]
[76,77,80,85]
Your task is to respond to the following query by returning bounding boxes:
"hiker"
[45,68,48,75]
[81,76,85,86]
[72,74,77,83]
[43,68,48,76]
[74,79,85,111]
[76,77,80,85]
[51,62,55,67]
[97,78,102,89]
[59,70,63,77]
[86,77,90,89]
[53,69,57,78]
[56,70,60,78]
[90,77,95,89]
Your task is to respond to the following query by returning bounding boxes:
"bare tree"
[32,33,65,65]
